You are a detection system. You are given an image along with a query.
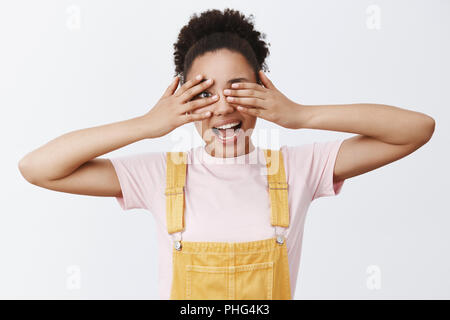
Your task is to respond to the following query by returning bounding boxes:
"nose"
[211,92,235,116]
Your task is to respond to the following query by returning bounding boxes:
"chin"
[202,126,254,158]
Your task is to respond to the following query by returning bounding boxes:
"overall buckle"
[276,235,284,245]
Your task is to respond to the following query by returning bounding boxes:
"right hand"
[142,74,218,138]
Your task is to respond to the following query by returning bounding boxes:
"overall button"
[276,236,284,245]
[174,241,182,251]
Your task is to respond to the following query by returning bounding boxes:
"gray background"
[1,0,449,299]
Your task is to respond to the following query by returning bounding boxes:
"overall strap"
[263,149,290,228]
[165,151,187,234]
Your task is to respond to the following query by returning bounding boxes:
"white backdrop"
[2,0,449,299]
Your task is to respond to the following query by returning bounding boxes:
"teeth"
[214,121,240,130]
[216,129,239,140]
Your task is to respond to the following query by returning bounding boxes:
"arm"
[225,70,436,184]
[294,103,436,183]
[18,75,217,196]
[18,116,151,196]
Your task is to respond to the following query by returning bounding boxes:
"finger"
[179,78,214,103]
[259,70,276,90]
[225,96,265,108]
[163,76,180,97]
[174,74,205,98]
[183,110,212,123]
[182,94,219,114]
[231,82,267,91]
[237,105,262,117]
[223,88,266,100]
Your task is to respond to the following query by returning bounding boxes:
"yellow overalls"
[165,149,292,300]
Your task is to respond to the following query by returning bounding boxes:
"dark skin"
[222,66,435,184]
[185,49,259,158]
[185,48,435,183]
[18,48,435,199]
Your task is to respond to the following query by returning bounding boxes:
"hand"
[223,70,303,129]
[142,75,218,138]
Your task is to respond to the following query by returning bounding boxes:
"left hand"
[223,70,302,129]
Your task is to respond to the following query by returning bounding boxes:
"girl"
[18,8,435,300]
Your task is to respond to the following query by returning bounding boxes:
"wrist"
[132,114,156,140]
[292,103,312,129]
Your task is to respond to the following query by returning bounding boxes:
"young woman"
[18,9,435,300]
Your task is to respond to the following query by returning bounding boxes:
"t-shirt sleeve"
[109,152,166,211]
[310,139,345,200]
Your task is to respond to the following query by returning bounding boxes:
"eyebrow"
[200,77,249,84]
[227,77,249,84]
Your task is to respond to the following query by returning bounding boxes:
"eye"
[197,91,211,99]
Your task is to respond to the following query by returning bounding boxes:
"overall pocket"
[185,261,274,300]
[234,261,274,300]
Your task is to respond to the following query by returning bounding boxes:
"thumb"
[259,70,276,90]
[163,76,180,97]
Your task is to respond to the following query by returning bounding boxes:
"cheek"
[242,115,257,128]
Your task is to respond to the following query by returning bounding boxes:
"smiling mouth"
[211,121,242,140]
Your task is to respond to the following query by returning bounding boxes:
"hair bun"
[173,8,270,79]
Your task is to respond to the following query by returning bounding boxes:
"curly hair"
[173,8,271,85]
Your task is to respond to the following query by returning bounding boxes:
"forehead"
[186,49,255,83]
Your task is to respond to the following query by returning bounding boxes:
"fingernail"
[224,89,231,95]
[206,79,212,83]
[196,74,202,80]
[232,83,239,88]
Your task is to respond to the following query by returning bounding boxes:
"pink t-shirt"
[110,139,345,299]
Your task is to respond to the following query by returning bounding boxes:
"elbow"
[414,115,435,146]
[18,156,39,185]
[421,115,435,144]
